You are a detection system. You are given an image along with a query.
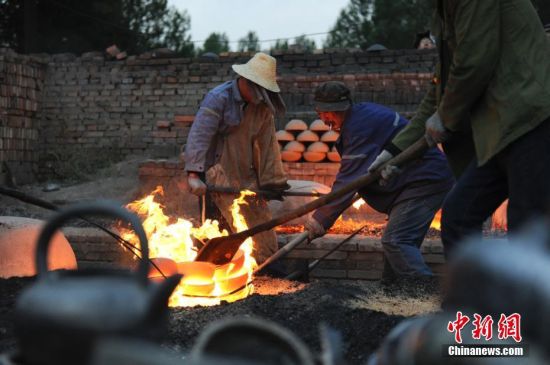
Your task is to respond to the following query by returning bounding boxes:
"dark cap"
[313,81,352,112]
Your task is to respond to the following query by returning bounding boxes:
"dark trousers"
[381,190,448,277]
[441,117,550,257]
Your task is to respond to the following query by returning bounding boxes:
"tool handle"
[235,137,429,240]
[254,231,309,274]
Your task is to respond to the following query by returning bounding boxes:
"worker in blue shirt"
[305,81,454,278]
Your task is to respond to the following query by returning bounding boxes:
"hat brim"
[314,100,351,112]
[232,64,280,93]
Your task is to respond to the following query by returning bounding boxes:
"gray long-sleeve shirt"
[184,80,246,173]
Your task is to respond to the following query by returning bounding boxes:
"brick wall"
[0,48,437,181]
[64,227,445,280]
[34,48,436,180]
[0,49,45,184]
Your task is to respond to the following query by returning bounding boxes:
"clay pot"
[281,151,302,162]
[285,119,308,131]
[303,152,326,162]
[284,141,306,152]
[307,141,330,153]
[320,130,340,143]
[296,130,320,143]
[309,119,329,132]
[327,146,341,162]
[276,130,295,142]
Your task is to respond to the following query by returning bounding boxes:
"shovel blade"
[195,234,246,265]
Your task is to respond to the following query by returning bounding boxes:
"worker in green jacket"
[368,0,550,256]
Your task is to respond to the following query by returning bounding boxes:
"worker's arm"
[387,78,437,154]
[438,0,500,131]
[184,93,224,173]
[313,143,379,230]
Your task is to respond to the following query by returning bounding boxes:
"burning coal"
[120,187,258,307]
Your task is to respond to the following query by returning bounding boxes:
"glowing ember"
[121,187,258,307]
[352,199,366,210]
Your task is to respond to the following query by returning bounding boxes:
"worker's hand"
[259,182,291,201]
[368,150,394,174]
[187,173,207,196]
[261,190,285,201]
[304,216,326,241]
[379,165,402,186]
[425,111,449,146]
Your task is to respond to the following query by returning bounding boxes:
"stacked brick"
[62,226,446,280]
[0,49,45,184]
[278,234,445,280]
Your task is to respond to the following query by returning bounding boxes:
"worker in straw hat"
[182,52,289,265]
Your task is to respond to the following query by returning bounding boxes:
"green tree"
[270,39,289,52]
[237,31,259,52]
[324,0,373,49]
[0,0,194,56]
[293,35,316,52]
[200,32,229,55]
[370,0,432,49]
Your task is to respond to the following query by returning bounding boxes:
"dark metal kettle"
[13,201,182,365]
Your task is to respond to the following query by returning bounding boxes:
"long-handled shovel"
[195,137,430,265]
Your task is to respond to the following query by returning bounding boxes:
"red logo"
[447,312,522,343]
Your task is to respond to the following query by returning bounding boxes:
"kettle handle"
[36,201,150,286]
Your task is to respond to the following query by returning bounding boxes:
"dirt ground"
[0,155,145,221]
[0,275,441,364]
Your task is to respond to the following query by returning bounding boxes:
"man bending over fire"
[305,81,454,278]
[183,53,289,264]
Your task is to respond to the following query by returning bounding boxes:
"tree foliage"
[324,0,373,49]
[0,0,194,56]
[326,0,548,50]
[200,32,229,55]
[237,31,259,52]
[271,35,316,53]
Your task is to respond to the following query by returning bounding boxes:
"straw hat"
[232,52,280,92]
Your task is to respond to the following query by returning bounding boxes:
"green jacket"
[389,0,550,176]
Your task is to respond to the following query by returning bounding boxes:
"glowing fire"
[121,186,257,307]
[352,198,366,210]
[430,210,442,231]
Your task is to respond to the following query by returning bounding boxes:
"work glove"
[425,111,449,146]
[304,216,326,241]
[261,190,285,201]
[379,165,402,186]
[368,149,399,186]
[187,175,207,196]
[367,150,393,174]
[259,182,291,201]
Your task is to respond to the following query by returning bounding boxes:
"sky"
[167,0,350,51]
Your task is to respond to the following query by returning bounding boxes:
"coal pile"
[166,277,440,364]
[0,276,440,365]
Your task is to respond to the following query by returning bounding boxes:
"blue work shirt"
[313,102,454,229]
[184,80,246,173]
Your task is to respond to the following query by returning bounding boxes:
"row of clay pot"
[276,119,340,143]
[279,141,341,163]
[276,119,341,163]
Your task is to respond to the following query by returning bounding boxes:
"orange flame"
[430,209,442,231]
[121,187,257,307]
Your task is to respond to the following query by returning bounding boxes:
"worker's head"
[313,81,352,131]
[414,31,436,50]
[232,52,280,98]
[545,24,550,40]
